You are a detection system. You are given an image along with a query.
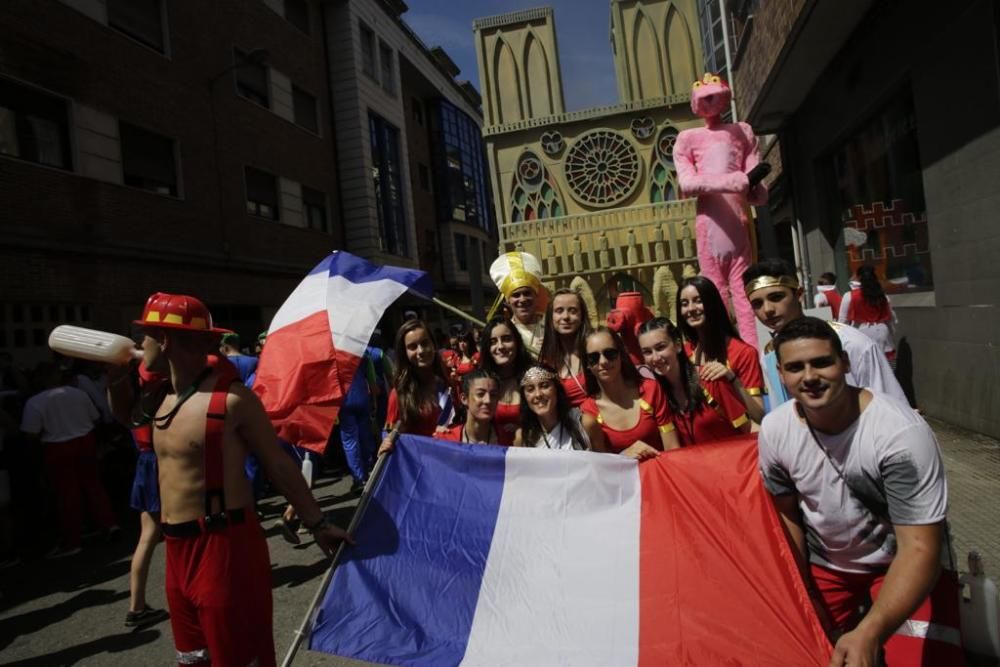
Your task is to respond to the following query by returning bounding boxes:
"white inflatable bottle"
[49,325,143,365]
[960,550,1000,658]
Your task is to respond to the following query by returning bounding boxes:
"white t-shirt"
[758,391,947,574]
[21,386,99,443]
[528,409,590,450]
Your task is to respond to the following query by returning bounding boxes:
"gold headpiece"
[520,365,557,387]
[744,275,800,297]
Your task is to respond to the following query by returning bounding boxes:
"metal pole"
[432,297,486,328]
[718,0,738,121]
[280,431,397,667]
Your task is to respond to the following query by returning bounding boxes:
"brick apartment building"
[0,0,342,363]
[719,0,1000,436]
[0,0,497,365]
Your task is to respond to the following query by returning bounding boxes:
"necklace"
[143,366,214,427]
[540,422,562,449]
[462,422,496,444]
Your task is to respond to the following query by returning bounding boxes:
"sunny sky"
[402,0,619,111]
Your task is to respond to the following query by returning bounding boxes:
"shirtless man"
[111,292,349,667]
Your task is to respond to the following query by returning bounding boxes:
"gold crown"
[692,73,723,89]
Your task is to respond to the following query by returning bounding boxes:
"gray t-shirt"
[758,391,947,573]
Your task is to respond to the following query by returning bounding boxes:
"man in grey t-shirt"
[758,317,961,667]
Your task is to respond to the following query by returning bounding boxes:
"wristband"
[305,515,330,533]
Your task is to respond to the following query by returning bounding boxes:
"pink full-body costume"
[674,73,767,347]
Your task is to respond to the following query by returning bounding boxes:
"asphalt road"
[0,472,375,667]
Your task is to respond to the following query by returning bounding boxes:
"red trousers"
[811,563,965,665]
[44,432,117,548]
[165,514,276,667]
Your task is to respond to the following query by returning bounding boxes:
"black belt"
[162,508,248,538]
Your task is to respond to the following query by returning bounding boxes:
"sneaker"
[279,518,301,545]
[125,606,169,628]
[45,546,83,559]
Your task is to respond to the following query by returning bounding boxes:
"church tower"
[610,0,703,103]
[473,7,566,128]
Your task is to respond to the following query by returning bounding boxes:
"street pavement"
[1,419,998,666]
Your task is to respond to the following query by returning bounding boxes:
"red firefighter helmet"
[133,292,231,335]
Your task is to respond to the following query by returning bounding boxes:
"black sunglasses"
[586,348,621,366]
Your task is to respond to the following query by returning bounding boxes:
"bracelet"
[304,515,330,532]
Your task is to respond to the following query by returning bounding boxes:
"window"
[454,233,468,271]
[284,0,310,34]
[429,100,493,233]
[412,98,424,126]
[119,122,178,196]
[234,48,269,108]
[0,78,72,170]
[823,89,933,293]
[379,42,396,95]
[293,86,318,133]
[302,186,328,232]
[245,166,278,220]
[359,23,376,80]
[108,0,165,53]
[418,163,430,191]
[369,113,408,255]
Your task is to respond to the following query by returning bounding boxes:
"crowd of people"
[0,250,958,666]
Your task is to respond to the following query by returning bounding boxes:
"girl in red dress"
[842,264,896,364]
[580,328,679,459]
[638,318,752,446]
[677,276,765,424]
[538,288,591,407]
[380,320,453,453]
[478,317,532,446]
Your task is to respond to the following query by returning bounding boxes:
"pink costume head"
[690,73,732,120]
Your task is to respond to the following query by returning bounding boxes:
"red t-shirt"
[560,373,588,408]
[385,388,443,437]
[669,377,750,446]
[847,289,892,324]
[580,379,675,452]
[685,338,766,397]
[493,402,520,445]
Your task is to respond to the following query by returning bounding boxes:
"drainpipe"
[719,0,738,120]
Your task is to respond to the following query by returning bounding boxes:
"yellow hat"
[489,252,547,302]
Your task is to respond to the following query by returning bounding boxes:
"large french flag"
[308,436,831,665]
[253,252,432,453]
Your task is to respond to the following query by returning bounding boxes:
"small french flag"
[307,436,830,665]
[254,252,432,453]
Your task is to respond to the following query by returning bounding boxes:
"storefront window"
[825,89,932,293]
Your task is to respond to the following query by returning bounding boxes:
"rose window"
[563,130,641,207]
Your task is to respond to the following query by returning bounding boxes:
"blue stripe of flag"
[308,251,434,300]
[308,435,507,666]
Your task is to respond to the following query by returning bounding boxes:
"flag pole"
[431,296,486,328]
[280,427,399,667]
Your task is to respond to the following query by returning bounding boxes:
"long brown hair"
[539,288,591,374]
[518,363,588,449]
[677,276,740,363]
[583,327,643,396]
[392,320,449,431]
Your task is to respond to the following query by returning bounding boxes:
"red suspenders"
[203,357,238,518]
